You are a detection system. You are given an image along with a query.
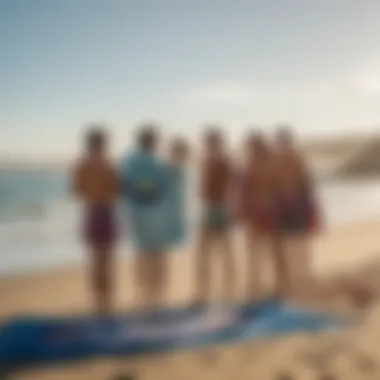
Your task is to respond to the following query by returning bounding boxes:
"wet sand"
[1,220,380,379]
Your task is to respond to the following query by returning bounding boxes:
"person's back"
[238,133,277,231]
[201,153,231,204]
[72,126,119,315]
[275,148,307,195]
[273,128,317,232]
[248,158,277,209]
[75,156,118,205]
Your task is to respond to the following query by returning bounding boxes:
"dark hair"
[171,137,188,154]
[203,126,223,146]
[246,130,270,157]
[137,124,159,151]
[246,130,263,144]
[276,124,294,142]
[85,126,107,153]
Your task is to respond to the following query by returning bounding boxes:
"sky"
[1,0,380,159]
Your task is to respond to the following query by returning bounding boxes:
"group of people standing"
[73,123,321,315]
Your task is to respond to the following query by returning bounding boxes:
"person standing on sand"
[120,125,172,310]
[194,127,236,305]
[165,138,190,246]
[273,126,321,299]
[72,127,120,315]
[236,132,279,300]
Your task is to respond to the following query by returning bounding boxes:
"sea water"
[0,168,380,277]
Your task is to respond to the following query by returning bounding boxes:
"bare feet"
[247,288,267,303]
[191,295,209,309]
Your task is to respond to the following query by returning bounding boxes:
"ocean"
[0,169,380,277]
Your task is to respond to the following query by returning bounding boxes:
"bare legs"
[90,245,114,315]
[194,229,236,304]
[280,234,313,299]
[134,253,168,310]
[194,230,212,304]
[272,235,288,298]
[245,228,273,300]
[245,228,297,301]
[218,231,235,301]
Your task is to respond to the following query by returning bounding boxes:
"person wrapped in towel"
[120,124,187,310]
[165,137,190,246]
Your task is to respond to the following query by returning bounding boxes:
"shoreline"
[1,218,379,318]
[1,217,378,279]
[1,218,380,379]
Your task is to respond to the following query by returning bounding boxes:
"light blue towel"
[120,151,187,252]
[165,163,187,246]
[120,150,169,252]
[120,150,168,207]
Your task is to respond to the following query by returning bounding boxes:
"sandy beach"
[1,219,380,380]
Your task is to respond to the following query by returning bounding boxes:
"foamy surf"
[0,169,379,276]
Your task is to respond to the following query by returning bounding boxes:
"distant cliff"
[335,135,380,178]
[303,135,367,159]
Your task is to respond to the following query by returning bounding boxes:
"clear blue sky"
[1,0,380,159]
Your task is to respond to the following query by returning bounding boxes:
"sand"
[1,220,380,380]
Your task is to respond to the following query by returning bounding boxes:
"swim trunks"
[83,204,117,246]
[276,192,317,235]
[201,203,232,232]
[249,204,278,232]
[234,171,277,233]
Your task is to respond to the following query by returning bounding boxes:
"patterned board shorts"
[201,203,232,232]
